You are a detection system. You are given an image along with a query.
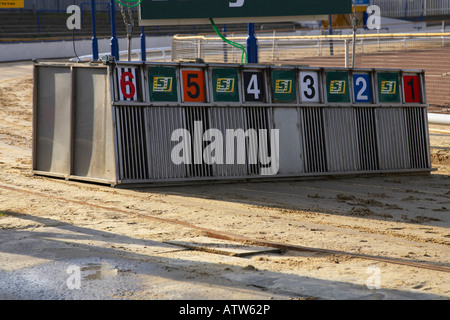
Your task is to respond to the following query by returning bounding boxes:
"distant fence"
[372,0,450,18]
[173,31,450,107]
[0,0,130,12]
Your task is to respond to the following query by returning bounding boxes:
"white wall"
[0,36,172,62]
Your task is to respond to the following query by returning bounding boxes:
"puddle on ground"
[81,262,118,281]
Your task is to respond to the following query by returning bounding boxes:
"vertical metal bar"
[141,26,147,62]
[69,66,76,177]
[132,107,139,178]
[137,107,145,179]
[351,0,356,68]
[110,0,119,60]
[150,108,158,179]
[345,39,349,68]
[124,108,132,179]
[125,107,133,179]
[144,107,152,179]
[164,107,172,179]
[303,109,310,172]
[32,65,38,171]
[91,0,99,60]
[258,107,266,174]
[247,23,258,64]
[223,25,228,63]
[328,15,334,56]
[313,108,321,172]
[118,108,126,179]
[183,107,191,178]
[154,107,162,179]
[131,108,140,179]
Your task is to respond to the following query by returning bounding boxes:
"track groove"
[1,183,449,274]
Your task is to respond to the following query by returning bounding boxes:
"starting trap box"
[32,60,431,186]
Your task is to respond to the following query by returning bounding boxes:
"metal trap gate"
[32,61,431,186]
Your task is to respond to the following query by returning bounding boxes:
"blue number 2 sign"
[353,74,372,103]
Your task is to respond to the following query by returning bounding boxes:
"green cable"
[114,4,246,64]
[209,18,247,65]
[114,0,142,7]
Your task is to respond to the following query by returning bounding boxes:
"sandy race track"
[0,61,449,301]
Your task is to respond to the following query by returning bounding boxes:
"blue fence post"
[141,27,146,62]
[247,23,258,64]
[37,10,41,33]
[328,14,334,56]
[223,24,228,63]
[91,0,99,60]
[110,0,119,60]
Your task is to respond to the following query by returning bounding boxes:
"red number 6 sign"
[120,72,136,99]
[116,67,139,101]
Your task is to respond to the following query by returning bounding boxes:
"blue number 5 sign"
[353,74,372,103]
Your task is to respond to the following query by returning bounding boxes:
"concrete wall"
[0,36,171,62]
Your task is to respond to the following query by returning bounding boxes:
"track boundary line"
[0,183,449,273]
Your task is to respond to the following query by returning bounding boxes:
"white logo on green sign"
[275,80,293,94]
[216,78,235,93]
[330,80,346,94]
[153,77,173,92]
[229,0,245,7]
[381,81,396,94]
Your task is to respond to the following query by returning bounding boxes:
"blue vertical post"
[141,27,146,62]
[110,0,119,60]
[91,0,99,60]
[247,23,258,64]
[223,24,228,63]
[328,15,334,56]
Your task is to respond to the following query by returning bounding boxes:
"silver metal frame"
[32,60,432,187]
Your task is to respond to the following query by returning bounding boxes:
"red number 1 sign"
[403,75,422,103]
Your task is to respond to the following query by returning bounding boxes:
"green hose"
[209,18,247,65]
[114,0,142,7]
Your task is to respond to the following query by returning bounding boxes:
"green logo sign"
[272,70,296,102]
[377,72,400,103]
[326,71,350,103]
[148,66,178,102]
[212,68,240,102]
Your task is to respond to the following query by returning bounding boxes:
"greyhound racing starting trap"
[32,60,431,186]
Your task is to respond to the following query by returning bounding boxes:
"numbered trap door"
[299,69,322,104]
[181,67,208,103]
[242,67,268,103]
[351,71,373,104]
[402,72,424,104]
[114,66,144,102]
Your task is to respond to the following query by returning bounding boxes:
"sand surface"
[0,61,448,300]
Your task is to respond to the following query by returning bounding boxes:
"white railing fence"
[172,30,450,107]
[372,0,450,17]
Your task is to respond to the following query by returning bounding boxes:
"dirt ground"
[0,61,448,300]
